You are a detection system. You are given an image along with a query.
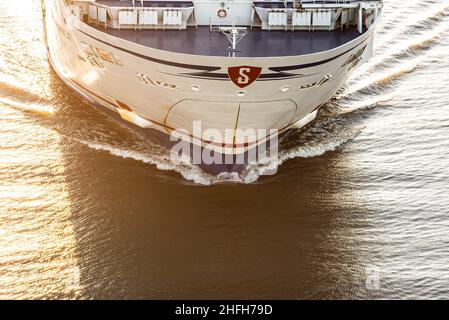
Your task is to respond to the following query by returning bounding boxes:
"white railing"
[75,0,381,31]
[83,1,195,30]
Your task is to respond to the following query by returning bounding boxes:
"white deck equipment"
[312,10,332,31]
[268,10,288,31]
[292,11,312,31]
[139,10,158,30]
[163,10,183,30]
[118,10,138,30]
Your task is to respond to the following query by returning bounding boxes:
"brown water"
[1,0,449,299]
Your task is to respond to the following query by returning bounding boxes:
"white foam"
[331,93,395,116]
[0,97,55,116]
[74,111,365,186]
[78,140,214,185]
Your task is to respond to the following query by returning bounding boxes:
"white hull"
[43,0,379,155]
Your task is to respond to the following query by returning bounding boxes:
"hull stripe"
[167,72,313,81]
[77,25,371,75]
[269,34,373,72]
[77,28,220,72]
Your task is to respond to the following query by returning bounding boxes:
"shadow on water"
[42,70,381,299]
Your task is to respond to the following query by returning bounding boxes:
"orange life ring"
[218,9,227,18]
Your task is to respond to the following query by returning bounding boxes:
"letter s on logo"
[228,66,262,88]
[237,67,251,85]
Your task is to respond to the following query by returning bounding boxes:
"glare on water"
[1,0,449,299]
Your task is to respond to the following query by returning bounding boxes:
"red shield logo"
[228,66,262,88]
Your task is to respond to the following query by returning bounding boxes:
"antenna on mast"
[219,27,247,58]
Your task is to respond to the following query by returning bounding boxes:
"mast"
[220,27,247,58]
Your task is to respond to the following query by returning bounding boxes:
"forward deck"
[69,0,380,57]
[91,25,364,57]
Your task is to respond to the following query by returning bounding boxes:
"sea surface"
[1,0,449,299]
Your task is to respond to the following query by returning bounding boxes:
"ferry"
[41,0,383,170]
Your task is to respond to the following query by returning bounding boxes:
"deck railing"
[73,0,381,31]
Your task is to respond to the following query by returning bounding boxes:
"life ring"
[217,9,227,18]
